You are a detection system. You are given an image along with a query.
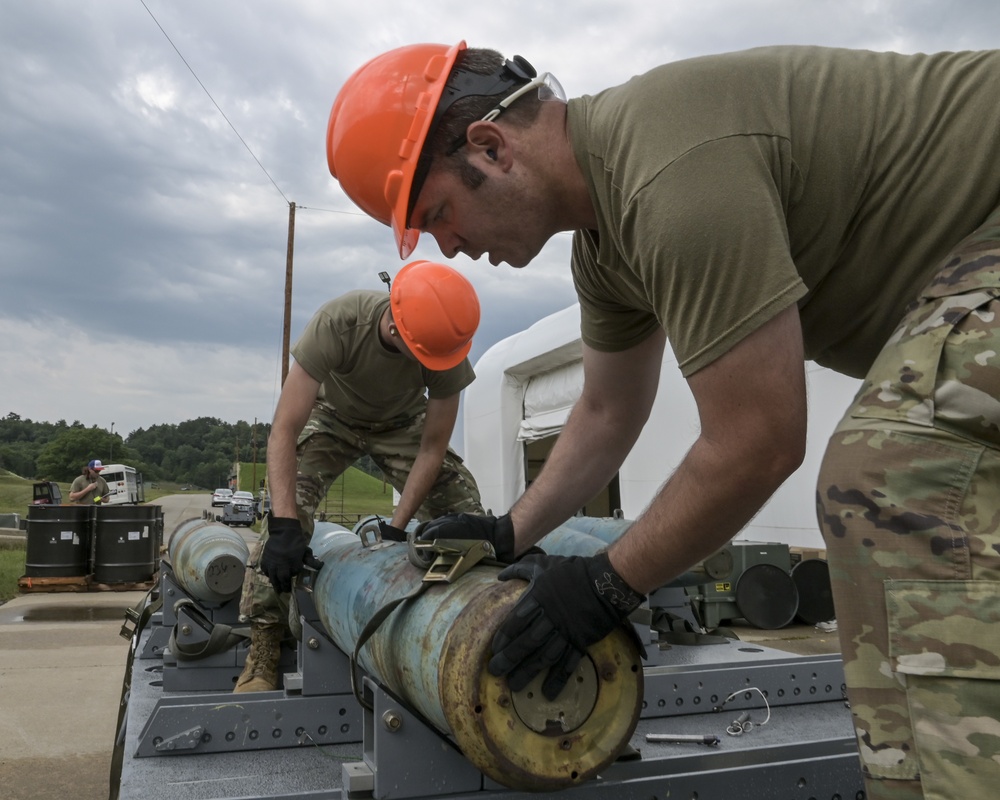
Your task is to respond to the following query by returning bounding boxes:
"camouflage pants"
[239,405,484,626]
[817,206,1000,800]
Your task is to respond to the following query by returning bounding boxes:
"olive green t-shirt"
[291,291,474,425]
[69,474,109,505]
[567,46,1000,378]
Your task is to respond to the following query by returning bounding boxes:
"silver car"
[221,491,256,527]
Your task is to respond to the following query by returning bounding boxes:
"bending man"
[236,260,484,692]
[327,43,1000,799]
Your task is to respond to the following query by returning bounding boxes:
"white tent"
[464,303,862,550]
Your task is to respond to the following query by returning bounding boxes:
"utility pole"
[282,201,296,386]
[251,417,258,491]
[110,421,115,462]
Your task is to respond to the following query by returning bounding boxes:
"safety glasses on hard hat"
[481,72,566,122]
[445,68,566,154]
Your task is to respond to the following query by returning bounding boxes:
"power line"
[296,205,365,216]
[138,0,290,206]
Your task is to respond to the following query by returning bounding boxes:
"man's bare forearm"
[267,424,300,519]
[267,362,321,521]
[510,333,665,552]
[607,433,800,593]
[609,305,808,593]
[391,449,443,528]
[393,394,461,528]
[510,399,640,548]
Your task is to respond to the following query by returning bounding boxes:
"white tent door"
[517,359,584,442]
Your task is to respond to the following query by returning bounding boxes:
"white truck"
[100,463,144,505]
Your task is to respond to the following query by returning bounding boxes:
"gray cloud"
[2,0,997,438]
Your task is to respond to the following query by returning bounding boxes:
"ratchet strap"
[167,598,251,661]
[349,533,498,710]
[350,580,432,710]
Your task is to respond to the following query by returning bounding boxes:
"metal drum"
[546,518,735,587]
[791,558,836,625]
[92,505,162,583]
[735,563,800,629]
[23,505,92,578]
[538,524,611,557]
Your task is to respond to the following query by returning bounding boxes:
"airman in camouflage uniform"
[240,406,483,627]
[326,42,1000,798]
[235,266,483,693]
[818,207,1000,798]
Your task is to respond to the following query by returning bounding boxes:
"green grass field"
[0,549,23,603]
[0,470,58,515]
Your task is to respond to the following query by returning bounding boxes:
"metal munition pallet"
[112,519,864,800]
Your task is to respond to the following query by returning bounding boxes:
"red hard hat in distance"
[327,42,466,260]
[390,261,480,371]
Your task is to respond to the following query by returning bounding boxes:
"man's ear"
[465,121,509,169]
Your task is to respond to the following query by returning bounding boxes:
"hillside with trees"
[0,412,270,487]
[0,413,390,489]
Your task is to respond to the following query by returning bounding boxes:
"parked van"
[100,463,144,505]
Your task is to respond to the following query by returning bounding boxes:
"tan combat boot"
[233,623,283,693]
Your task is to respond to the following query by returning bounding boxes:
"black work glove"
[489,551,645,701]
[260,514,322,593]
[417,512,517,563]
[376,518,409,542]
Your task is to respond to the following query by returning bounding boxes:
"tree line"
[0,412,270,488]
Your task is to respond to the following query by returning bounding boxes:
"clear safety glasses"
[480,71,567,123]
[443,66,566,155]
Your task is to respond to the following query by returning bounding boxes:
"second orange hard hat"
[390,261,480,371]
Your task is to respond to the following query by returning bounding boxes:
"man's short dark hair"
[410,48,545,204]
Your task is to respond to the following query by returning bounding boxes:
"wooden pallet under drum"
[17,571,159,594]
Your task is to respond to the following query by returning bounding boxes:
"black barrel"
[735,563,800,629]
[24,505,93,578]
[790,558,836,625]
[92,505,162,583]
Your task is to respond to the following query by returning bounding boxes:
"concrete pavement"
[0,493,220,800]
[0,589,144,799]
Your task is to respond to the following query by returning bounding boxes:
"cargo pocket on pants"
[848,295,985,430]
[886,579,1000,796]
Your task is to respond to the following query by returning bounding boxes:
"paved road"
[156,492,214,544]
[0,494,233,800]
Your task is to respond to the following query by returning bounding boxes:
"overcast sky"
[2,0,997,445]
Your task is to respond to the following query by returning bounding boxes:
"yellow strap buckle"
[408,536,497,583]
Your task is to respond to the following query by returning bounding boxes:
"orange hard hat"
[390,261,480,371]
[327,42,466,260]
